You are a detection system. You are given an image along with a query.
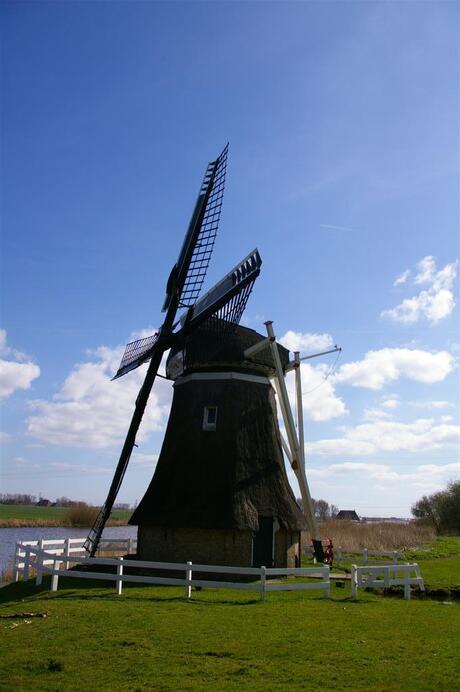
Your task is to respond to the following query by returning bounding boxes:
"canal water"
[0,525,137,575]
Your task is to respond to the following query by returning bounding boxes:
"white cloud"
[277,332,344,421]
[409,400,456,410]
[0,329,29,361]
[381,398,399,410]
[0,432,11,442]
[307,418,460,456]
[279,331,334,354]
[394,269,410,286]
[335,347,455,390]
[307,461,459,489]
[0,331,40,398]
[131,452,159,467]
[49,462,113,475]
[414,256,436,285]
[382,256,458,324]
[285,363,347,422]
[362,408,392,422]
[27,332,172,449]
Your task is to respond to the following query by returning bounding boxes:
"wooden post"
[64,538,71,570]
[35,540,44,586]
[336,547,342,567]
[351,565,357,599]
[323,566,330,598]
[23,546,30,581]
[116,557,124,595]
[14,542,21,582]
[392,550,398,566]
[260,566,266,602]
[363,548,368,566]
[404,580,411,600]
[185,561,192,600]
[51,560,60,592]
[383,566,390,590]
[128,538,133,555]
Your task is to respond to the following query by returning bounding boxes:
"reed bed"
[318,520,436,551]
[0,518,63,528]
[0,560,16,585]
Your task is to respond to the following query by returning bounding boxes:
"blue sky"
[1,1,458,516]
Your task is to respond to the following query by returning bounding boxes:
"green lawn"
[0,504,131,526]
[1,535,458,690]
[402,536,460,591]
[0,537,460,692]
[0,577,459,691]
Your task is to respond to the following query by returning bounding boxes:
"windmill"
[85,144,327,564]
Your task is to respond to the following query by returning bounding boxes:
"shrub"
[64,503,99,527]
[412,481,460,534]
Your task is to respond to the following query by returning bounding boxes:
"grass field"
[0,537,459,691]
[0,504,131,527]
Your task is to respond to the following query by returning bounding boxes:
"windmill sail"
[163,144,228,312]
[112,333,159,380]
[84,145,229,556]
[180,249,262,332]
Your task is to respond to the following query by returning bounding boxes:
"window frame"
[202,405,218,431]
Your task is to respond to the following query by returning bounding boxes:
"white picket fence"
[13,537,136,582]
[309,544,401,567]
[351,563,425,600]
[335,547,400,567]
[16,541,331,602]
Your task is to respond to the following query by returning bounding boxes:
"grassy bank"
[0,504,131,528]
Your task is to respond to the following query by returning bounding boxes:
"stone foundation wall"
[138,526,253,566]
[137,525,301,568]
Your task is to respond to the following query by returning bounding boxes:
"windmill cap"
[166,321,289,379]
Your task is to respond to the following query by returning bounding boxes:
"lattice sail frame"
[113,334,159,380]
[179,145,228,308]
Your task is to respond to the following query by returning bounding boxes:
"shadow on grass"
[0,578,260,607]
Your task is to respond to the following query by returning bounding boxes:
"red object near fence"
[324,538,334,567]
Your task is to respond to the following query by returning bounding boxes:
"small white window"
[203,406,218,431]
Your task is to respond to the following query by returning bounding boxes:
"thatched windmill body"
[85,145,326,564]
[130,321,307,568]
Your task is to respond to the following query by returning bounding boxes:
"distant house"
[36,498,52,507]
[335,510,360,522]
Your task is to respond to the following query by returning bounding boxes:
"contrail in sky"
[320,224,359,232]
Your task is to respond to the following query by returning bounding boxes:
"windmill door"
[252,516,274,567]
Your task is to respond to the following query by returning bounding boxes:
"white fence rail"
[17,542,330,602]
[13,537,137,582]
[308,544,401,567]
[351,563,425,600]
[335,548,400,567]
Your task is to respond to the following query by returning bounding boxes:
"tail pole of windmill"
[243,323,341,561]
